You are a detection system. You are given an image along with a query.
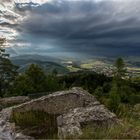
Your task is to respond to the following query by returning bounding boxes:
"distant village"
[62,60,140,78]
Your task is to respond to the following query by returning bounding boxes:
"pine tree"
[114,57,126,80]
[0,38,18,96]
[25,64,47,92]
[108,82,121,112]
[113,58,126,97]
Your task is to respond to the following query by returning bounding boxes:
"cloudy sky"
[0,0,140,58]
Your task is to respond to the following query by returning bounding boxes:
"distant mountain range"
[11,54,69,74]
[11,54,61,63]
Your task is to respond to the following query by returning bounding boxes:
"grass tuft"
[10,110,59,139]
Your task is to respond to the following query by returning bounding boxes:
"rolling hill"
[11,55,69,74]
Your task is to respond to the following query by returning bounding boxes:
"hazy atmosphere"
[1,0,140,57]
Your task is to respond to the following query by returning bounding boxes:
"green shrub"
[128,94,140,105]
[94,86,103,97]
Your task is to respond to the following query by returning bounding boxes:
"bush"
[10,74,35,96]
[128,94,140,105]
[94,86,103,97]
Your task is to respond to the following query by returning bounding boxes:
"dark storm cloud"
[2,0,140,57]
[17,0,140,56]
[21,0,114,37]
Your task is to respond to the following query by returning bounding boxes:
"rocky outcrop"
[11,87,98,114]
[0,108,33,140]
[0,96,30,108]
[0,87,118,139]
[57,105,117,138]
[0,108,15,140]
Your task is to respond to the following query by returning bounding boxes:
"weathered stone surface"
[0,107,34,140]
[0,96,30,107]
[0,87,118,139]
[57,105,118,138]
[12,87,98,114]
[0,108,15,140]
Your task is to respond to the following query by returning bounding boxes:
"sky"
[0,0,140,58]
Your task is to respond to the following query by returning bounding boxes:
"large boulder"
[11,87,98,114]
[0,87,118,139]
[57,105,118,138]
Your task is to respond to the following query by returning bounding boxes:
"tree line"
[0,38,62,97]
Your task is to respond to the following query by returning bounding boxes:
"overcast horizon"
[0,0,140,58]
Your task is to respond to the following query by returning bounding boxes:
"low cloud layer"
[1,0,140,57]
